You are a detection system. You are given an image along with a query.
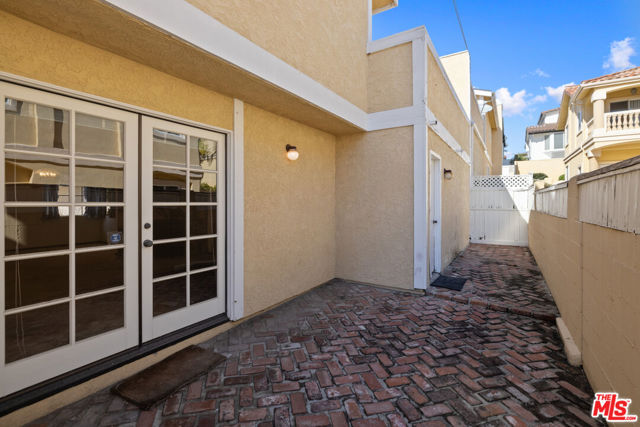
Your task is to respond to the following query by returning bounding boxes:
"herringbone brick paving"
[31,247,601,427]
[430,244,559,320]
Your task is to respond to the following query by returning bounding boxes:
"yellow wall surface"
[428,130,470,270]
[0,11,233,130]
[491,127,503,174]
[428,51,469,153]
[335,127,414,289]
[367,43,413,113]
[473,136,490,176]
[186,0,369,111]
[440,51,470,118]
[243,104,336,316]
[515,158,566,184]
[529,177,640,410]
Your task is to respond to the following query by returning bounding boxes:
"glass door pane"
[0,82,138,398]
[141,117,225,342]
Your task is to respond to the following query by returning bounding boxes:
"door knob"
[143,239,153,247]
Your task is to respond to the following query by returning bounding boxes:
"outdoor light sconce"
[286,144,299,161]
[443,169,453,180]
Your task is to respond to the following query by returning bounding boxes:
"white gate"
[470,175,534,246]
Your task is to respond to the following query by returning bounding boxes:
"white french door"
[140,117,225,342]
[0,83,139,396]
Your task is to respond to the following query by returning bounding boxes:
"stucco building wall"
[428,130,470,270]
[529,177,640,408]
[491,128,503,174]
[244,104,336,316]
[0,10,337,320]
[335,127,414,289]
[186,0,369,111]
[515,159,566,184]
[0,11,234,130]
[427,51,469,153]
[367,43,413,113]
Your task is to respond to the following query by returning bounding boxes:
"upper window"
[553,133,564,149]
[577,107,583,131]
[610,99,640,112]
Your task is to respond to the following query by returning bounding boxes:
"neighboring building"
[558,66,640,178]
[0,1,501,423]
[516,108,566,184]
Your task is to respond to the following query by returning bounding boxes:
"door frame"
[429,151,442,279]
[140,116,226,342]
[0,71,244,320]
[0,72,245,404]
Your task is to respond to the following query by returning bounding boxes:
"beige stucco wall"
[335,127,414,289]
[440,51,470,118]
[515,158,566,183]
[491,127,503,174]
[581,223,640,405]
[473,137,490,176]
[243,104,336,316]
[529,178,640,409]
[428,51,469,153]
[367,43,413,113]
[0,11,234,130]
[428,130,470,270]
[186,0,369,111]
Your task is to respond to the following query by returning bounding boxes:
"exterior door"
[0,83,139,397]
[141,117,225,341]
[429,153,442,277]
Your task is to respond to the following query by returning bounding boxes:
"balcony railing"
[605,109,640,132]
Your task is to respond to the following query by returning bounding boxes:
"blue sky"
[373,0,640,159]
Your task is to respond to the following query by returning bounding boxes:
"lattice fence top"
[472,175,533,188]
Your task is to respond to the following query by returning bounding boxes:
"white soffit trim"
[427,109,471,165]
[367,26,426,53]
[368,105,423,131]
[103,0,368,130]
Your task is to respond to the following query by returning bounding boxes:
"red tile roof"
[526,123,557,135]
[563,84,579,98]
[581,66,640,84]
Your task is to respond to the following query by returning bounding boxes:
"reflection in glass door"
[141,117,225,341]
[0,83,138,397]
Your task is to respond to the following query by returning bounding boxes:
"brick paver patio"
[31,245,601,426]
[430,244,559,321]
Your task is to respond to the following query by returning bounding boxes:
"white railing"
[535,182,568,218]
[605,109,640,132]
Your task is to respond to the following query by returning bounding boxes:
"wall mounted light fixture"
[286,144,299,161]
[443,169,453,180]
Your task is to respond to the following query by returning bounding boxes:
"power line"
[452,0,469,52]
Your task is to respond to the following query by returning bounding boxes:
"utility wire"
[452,0,469,52]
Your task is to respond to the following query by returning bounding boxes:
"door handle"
[143,239,153,248]
[433,220,438,224]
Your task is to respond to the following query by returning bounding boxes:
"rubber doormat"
[113,345,226,410]
[431,275,467,291]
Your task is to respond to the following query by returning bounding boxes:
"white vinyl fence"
[577,161,640,234]
[535,182,568,218]
[470,175,534,246]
